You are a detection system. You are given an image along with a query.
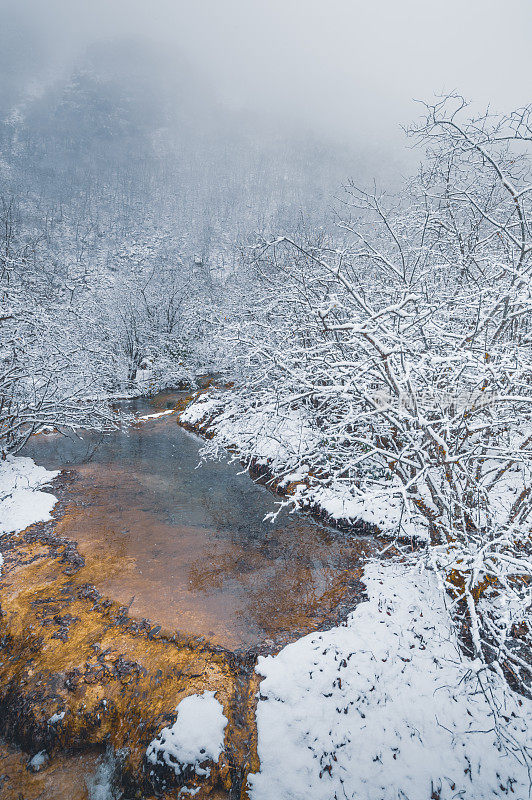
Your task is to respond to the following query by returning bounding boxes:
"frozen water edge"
[248,559,532,800]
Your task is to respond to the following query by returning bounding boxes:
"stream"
[23,391,375,651]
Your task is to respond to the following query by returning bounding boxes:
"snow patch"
[293,479,429,541]
[28,750,49,772]
[249,560,532,800]
[146,692,227,778]
[0,455,59,537]
[48,711,66,724]
[180,395,223,427]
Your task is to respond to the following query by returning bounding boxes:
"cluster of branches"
[224,95,532,694]
[0,196,119,456]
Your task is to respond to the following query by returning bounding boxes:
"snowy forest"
[0,2,531,800]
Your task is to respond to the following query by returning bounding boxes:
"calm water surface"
[24,392,375,649]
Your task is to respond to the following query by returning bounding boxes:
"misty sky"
[2,0,532,153]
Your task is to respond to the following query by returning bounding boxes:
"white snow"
[0,455,59,537]
[291,479,429,542]
[48,711,66,724]
[180,395,224,427]
[134,366,153,388]
[181,394,317,465]
[180,393,319,474]
[248,559,532,800]
[146,691,228,779]
[137,409,174,421]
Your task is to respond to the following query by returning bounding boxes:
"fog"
[2,0,531,160]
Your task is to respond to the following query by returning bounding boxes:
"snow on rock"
[27,750,49,772]
[0,455,59,537]
[47,711,66,724]
[146,692,228,779]
[248,560,532,800]
[179,394,225,428]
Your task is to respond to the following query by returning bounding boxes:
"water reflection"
[24,393,375,649]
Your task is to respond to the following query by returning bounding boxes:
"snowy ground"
[248,559,532,800]
[0,454,59,575]
[0,455,59,542]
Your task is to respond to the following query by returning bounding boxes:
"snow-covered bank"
[0,456,59,540]
[179,390,428,542]
[248,559,532,800]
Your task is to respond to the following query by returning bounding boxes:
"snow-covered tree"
[210,96,532,691]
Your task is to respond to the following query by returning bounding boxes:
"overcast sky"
[2,0,532,153]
